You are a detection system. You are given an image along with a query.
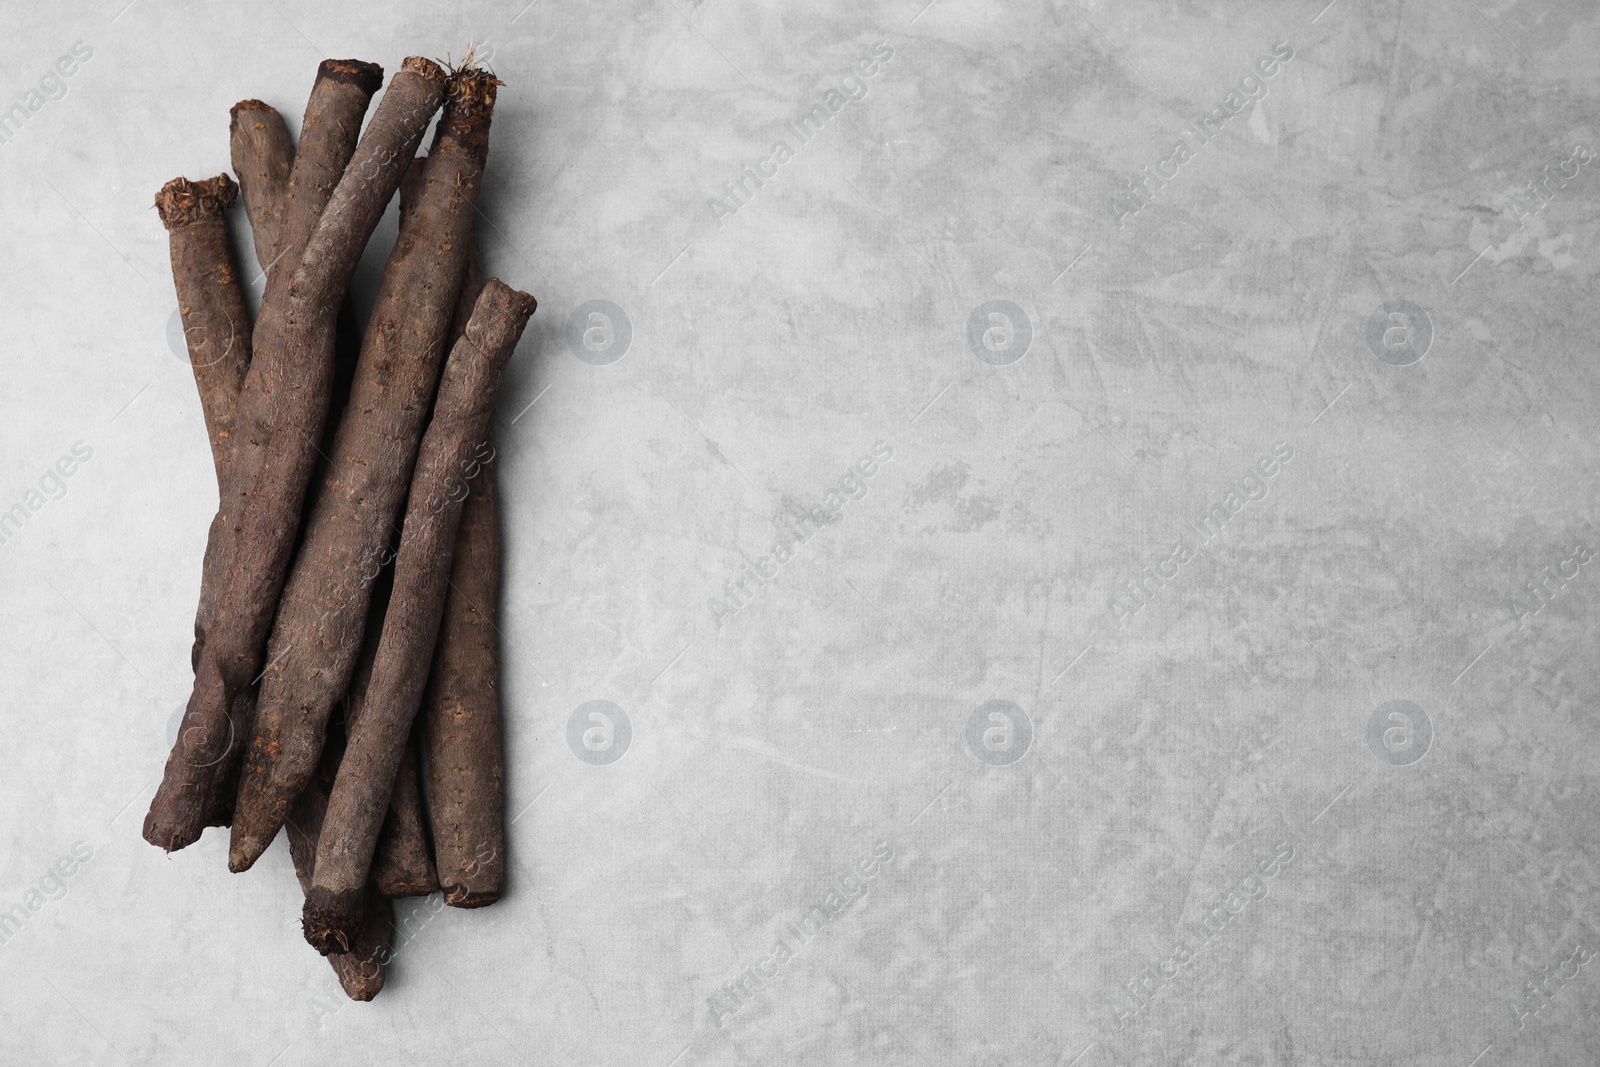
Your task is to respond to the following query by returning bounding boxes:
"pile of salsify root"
[144,54,533,1001]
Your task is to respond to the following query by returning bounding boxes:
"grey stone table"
[0,0,1596,1064]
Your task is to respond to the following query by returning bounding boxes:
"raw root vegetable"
[154,174,251,488]
[423,234,504,906]
[227,101,294,274]
[232,66,498,872]
[145,56,448,854]
[304,279,535,954]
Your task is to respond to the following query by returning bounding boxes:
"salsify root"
[423,452,504,906]
[423,233,506,908]
[155,173,262,830]
[154,174,251,487]
[304,279,535,954]
[144,56,448,854]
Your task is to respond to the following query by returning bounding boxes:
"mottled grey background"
[1,0,1598,1064]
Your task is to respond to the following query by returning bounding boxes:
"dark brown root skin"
[303,886,364,956]
[340,974,383,1001]
[305,280,533,927]
[426,238,503,906]
[144,825,189,852]
[229,99,294,275]
[227,815,273,871]
[424,463,504,905]
[182,64,380,752]
[231,62,492,873]
[270,58,384,283]
[286,749,392,996]
[144,658,233,851]
[158,166,254,835]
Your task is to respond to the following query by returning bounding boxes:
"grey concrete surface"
[1,0,1597,1064]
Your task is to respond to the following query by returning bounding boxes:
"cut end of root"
[442,883,500,909]
[304,887,365,955]
[154,174,239,229]
[229,98,275,118]
[439,67,500,142]
[318,58,384,95]
[400,55,448,89]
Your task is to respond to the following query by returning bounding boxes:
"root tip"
[141,811,200,853]
[227,832,266,873]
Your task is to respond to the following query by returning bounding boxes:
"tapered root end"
[442,883,500,909]
[318,58,384,95]
[303,887,365,955]
[227,826,272,873]
[229,98,276,120]
[141,811,201,853]
[334,962,385,1001]
[154,174,239,228]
